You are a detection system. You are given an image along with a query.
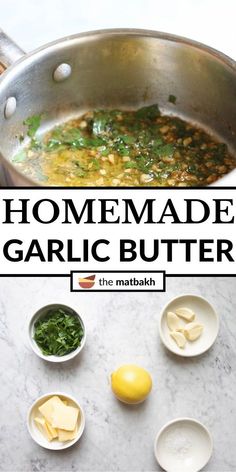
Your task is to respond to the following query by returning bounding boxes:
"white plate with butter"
[159,294,219,357]
[27,392,85,450]
[154,417,213,472]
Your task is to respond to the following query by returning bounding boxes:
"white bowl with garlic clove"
[159,294,219,357]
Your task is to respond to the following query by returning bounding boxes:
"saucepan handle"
[0,28,25,71]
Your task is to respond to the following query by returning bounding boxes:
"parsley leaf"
[12,149,27,163]
[23,115,41,138]
[135,104,160,120]
[168,94,177,104]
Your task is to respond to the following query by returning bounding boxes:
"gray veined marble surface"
[0,276,235,472]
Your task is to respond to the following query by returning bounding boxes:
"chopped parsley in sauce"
[12,105,235,186]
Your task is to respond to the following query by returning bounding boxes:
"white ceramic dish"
[154,417,213,472]
[27,392,85,450]
[28,303,86,363]
[159,294,219,357]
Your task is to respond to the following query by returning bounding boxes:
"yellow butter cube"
[51,402,79,431]
[38,396,64,424]
[58,423,78,442]
[45,420,58,439]
[34,417,54,441]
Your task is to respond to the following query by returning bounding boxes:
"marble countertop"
[0,275,235,471]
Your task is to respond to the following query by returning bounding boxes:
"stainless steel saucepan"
[0,28,235,186]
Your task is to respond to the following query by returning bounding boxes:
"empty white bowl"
[154,418,213,472]
[28,303,86,362]
[27,392,85,450]
[159,294,219,357]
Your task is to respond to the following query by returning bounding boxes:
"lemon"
[111,364,152,404]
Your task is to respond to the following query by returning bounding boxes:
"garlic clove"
[184,322,203,341]
[167,311,183,331]
[177,327,185,334]
[170,331,186,349]
[175,307,195,321]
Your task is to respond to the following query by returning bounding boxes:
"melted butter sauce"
[12,106,235,186]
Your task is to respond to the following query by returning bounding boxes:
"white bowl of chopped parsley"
[29,304,86,362]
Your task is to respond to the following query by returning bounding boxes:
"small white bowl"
[28,303,86,362]
[159,294,219,357]
[154,418,213,472]
[27,392,85,450]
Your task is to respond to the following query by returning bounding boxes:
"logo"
[71,271,165,292]
[78,274,96,289]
